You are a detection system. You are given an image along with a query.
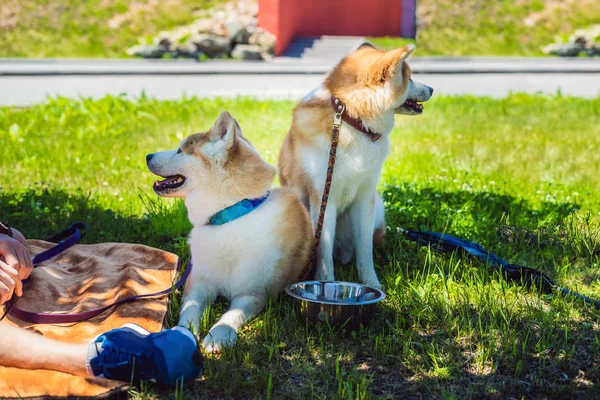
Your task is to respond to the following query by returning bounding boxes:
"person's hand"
[0,235,33,305]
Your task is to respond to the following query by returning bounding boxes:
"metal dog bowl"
[285,281,386,329]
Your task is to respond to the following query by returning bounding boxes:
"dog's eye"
[177,148,182,154]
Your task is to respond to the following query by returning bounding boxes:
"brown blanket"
[0,240,179,399]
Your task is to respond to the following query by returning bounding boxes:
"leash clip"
[333,108,344,130]
[332,97,345,129]
[333,112,343,129]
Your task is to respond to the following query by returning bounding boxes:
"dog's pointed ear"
[357,42,375,51]
[392,44,415,72]
[210,111,239,148]
[374,44,416,83]
[403,43,416,56]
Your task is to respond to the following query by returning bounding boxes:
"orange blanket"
[0,240,179,399]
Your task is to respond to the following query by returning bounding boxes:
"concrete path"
[2,57,599,75]
[1,58,598,106]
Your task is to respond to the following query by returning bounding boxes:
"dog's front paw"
[314,261,335,281]
[202,325,238,353]
[361,277,382,290]
[314,270,334,281]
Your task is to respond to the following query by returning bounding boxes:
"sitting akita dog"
[147,111,312,352]
[279,44,433,289]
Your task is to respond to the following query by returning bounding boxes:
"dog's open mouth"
[153,174,186,192]
[402,100,424,114]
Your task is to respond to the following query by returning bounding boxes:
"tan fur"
[224,131,277,199]
[148,111,313,351]
[272,187,314,283]
[278,44,432,287]
[181,132,209,153]
[279,46,415,185]
[323,46,412,120]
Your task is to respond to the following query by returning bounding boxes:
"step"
[282,36,365,61]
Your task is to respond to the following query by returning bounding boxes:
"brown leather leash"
[300,97,382,280]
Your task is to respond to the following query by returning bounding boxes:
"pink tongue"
[158,176,178,185]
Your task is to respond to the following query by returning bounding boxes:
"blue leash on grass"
[400,228,600,309]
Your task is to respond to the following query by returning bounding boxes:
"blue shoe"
[89,324,203,384]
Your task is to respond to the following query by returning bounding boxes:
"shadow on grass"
[368,184,599,398]
[379,183,583,277]
[0,184,190,252]
[2,183,598,399]
[190,291,600,399]
[287,184,597,398]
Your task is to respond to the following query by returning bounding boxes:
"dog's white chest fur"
[149,110,312,353]
[177,189,311,352]
[302,123,390,217]
[187,201,283,299]
[302,130,389,213]
[285,86,395,287]
[300,87,391,213]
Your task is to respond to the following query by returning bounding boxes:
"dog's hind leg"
[178,282,217,335]
[349,190,382,289]
[202,294,265,352]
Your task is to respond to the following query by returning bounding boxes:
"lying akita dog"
[279,44,433,288]
[146,111,312,352]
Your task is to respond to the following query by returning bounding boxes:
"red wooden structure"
[258,0,415,56]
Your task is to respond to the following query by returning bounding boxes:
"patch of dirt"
[108,0,156,29]
[523,0,594,27]
[416,0,488,30]
[416,0,435,29]
[0,0,21,30]
[99,0,117,8]
[2,1,72,32]
[496,224,566,249]
[106,0,181,30]
[418,0,599,33]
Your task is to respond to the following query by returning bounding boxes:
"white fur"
[180,194,287,351]
[301,89,390,288]
[405,80,433,105]
[147,112,304,352]
[300,71,431,287]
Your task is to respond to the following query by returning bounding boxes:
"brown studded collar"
[330,96,382,142]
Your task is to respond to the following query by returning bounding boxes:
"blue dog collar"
[208,193,270,226]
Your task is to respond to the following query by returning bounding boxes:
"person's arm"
[0,226,87,376]
[0,324,88,376]
[10,227,27,246]
[0,225,33,304]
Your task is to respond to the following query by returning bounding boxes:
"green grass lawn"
[0,0,221,58]
[371,0,600,56]
[1,94,600,398]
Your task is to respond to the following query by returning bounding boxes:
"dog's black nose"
[146,154,154,163]
[429,86,434,96]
